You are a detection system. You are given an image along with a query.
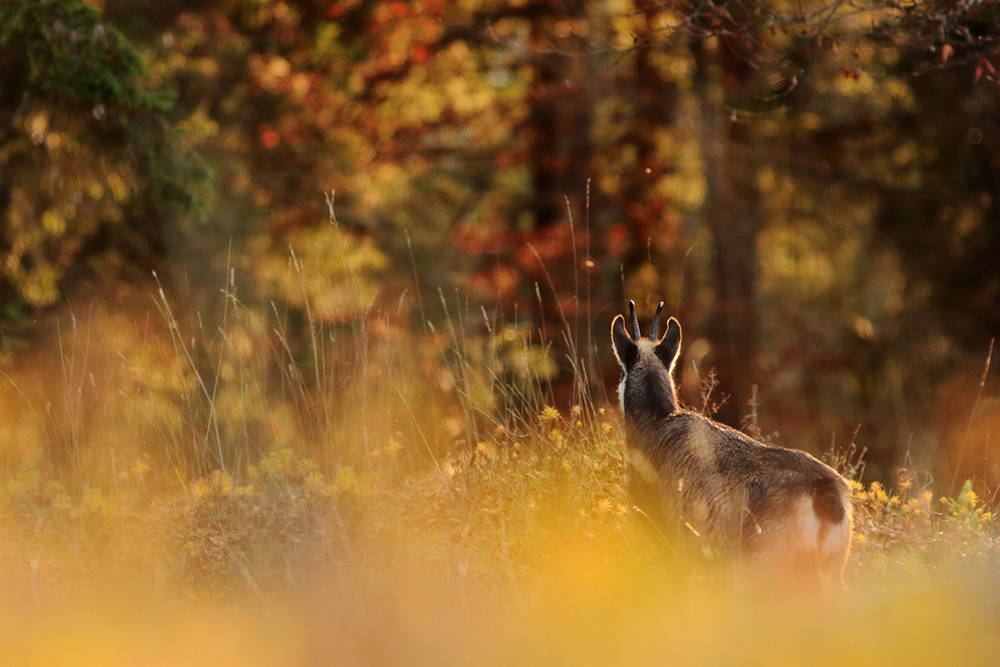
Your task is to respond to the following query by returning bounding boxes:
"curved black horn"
[649,301,664,340]
[628,300,641,339]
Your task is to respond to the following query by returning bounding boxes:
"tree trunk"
[691,38,761,429]
[528,38,592,230]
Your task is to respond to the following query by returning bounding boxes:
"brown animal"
[611,301,852,590]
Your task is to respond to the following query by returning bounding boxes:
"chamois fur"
[612,301,852,590]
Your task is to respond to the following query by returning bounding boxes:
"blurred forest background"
[2,0,1000,496]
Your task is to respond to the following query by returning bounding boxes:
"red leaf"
[412,43,430,64]
[423,1,445,15]
[941,43,954,64]
[259,124,280,149]
[975,66,984,84]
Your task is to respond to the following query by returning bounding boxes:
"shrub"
[175,448,346,596]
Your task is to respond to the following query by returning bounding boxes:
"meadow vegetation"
[0,292,998,667]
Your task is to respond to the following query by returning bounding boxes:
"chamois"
[612,301,852,590]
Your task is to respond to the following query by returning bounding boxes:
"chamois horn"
[628,300,641,340]
[649,302,664,340]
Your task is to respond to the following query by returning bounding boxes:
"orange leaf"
[941,43,954,63]
[975,65,984,84]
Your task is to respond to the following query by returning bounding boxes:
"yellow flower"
[540,406,561,423]
[869,481,888,503]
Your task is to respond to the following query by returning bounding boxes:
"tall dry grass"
[0,271,998,666]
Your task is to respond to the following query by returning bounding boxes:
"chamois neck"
[621,367,679,427]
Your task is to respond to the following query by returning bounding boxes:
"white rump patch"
[796,495,821,550]
[819,511,852,558]
[795,492,851,558]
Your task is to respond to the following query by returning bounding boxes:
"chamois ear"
[655,317,682,370]
[611,314,638,370]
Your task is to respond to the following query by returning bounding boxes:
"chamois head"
[611,301,682,419]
